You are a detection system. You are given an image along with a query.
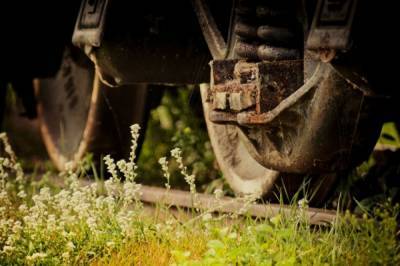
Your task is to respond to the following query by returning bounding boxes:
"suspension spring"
[233,0,302,61]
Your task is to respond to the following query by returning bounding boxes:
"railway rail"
[56,175,337,225]
[138,185,338,225]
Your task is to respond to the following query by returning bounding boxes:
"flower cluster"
[158,157,170,190]
[170,148,196,196]
[0,125,146,264]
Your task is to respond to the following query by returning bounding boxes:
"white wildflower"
[17,190,27,198]
[170,147,197,197]
[234,192,261,217]
[228,232,237,239]
[175,230,184,239]
[0,133,24,185]
[66,241,75,250]
[62,252,70,260]
[117,159,137,182]
[104,155,119,181]
[154,223,162,232]
[86,216,97,232]
[89,183,98,194]
[0,133,16,161]
[297,198,309,220]
[158,157,170,190]
[167,219,176,226]
[106,241,115,247]
[170,148,182,163]
[47,214,57,231]
[38,187,52,202]
[0,191,8,202]
[129,124,141,164]
[116,210,135,234]
[26,252,47,262]
[213,188,224,200]
[64,161,75,172]
[2,245,15,253]
[103,195,116,210]
[298,198,309,210]
[202,213,212,222]
[104,179,121,198]
[123,182,142,203]
[12,220,22,234]
[14,162,24,185]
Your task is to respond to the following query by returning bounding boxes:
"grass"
[1,126,400,266]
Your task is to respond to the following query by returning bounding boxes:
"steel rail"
[139,185,337,225]
[50,176,338,225]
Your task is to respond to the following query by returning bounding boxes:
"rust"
[209,58,385,174]
[209,111,237,124]
[212,60,238,85]
[209,59,303,122]
[237,63,385,174]
[259,60,303,111]
[319,49,336,63]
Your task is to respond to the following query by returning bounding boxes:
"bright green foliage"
[378,122,400,149]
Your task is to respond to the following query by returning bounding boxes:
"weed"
[0,128,400,265]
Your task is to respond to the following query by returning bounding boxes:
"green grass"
[1,129,400,266]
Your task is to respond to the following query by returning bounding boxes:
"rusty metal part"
[319,49,337,63]
[207,55,385,174]
[200,83,281,197]
[236,62,326,125]
[306,0,358,50]
[201,83,338,205]
[237,62,384,173]
[139,185,337,224]
[208,59,303,123]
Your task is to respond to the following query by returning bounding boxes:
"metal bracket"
[208,60,303,125]
[72,0,109,48]
[306,0,358,50]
